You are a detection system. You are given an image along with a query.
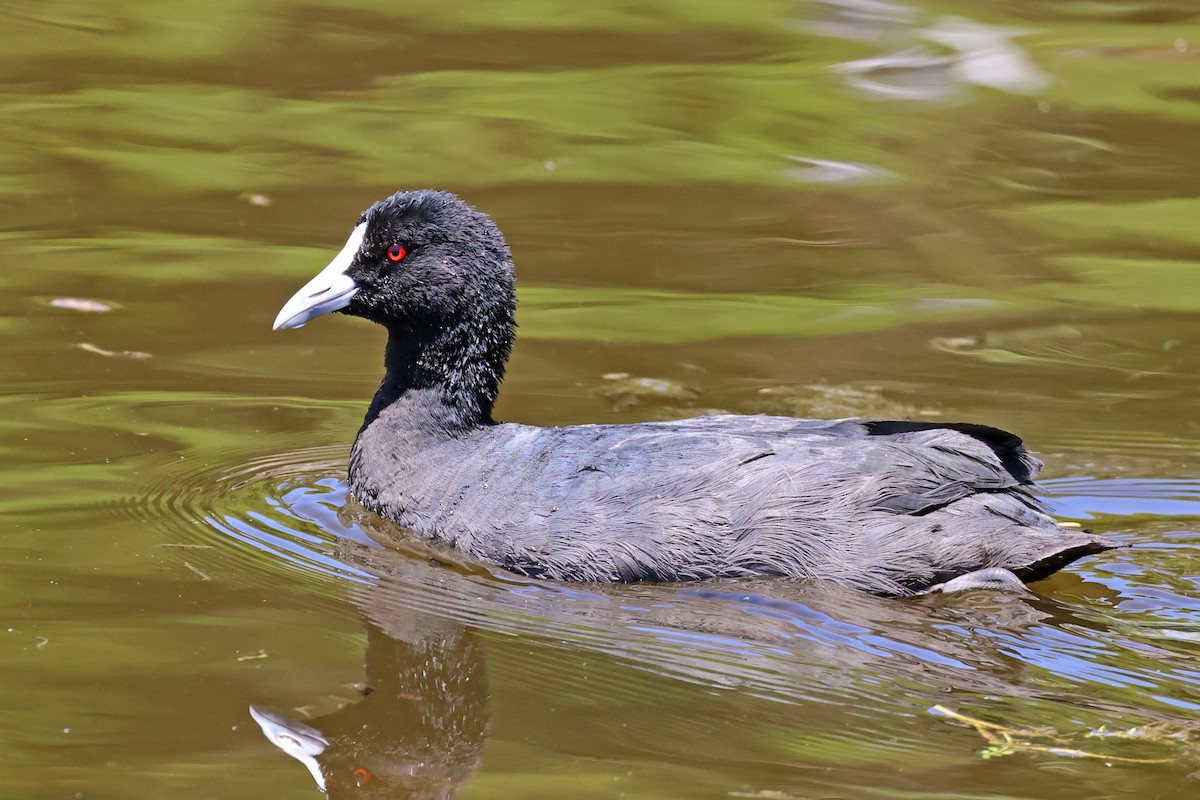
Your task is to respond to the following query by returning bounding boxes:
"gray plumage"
[351,402,1111,596]
[275,189,1118,598]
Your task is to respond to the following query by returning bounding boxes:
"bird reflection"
[251,613,487,799]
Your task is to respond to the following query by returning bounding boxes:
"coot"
[273,190,1116,596]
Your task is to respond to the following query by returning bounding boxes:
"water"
[3,1,1200,797]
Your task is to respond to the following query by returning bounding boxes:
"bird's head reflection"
[251,619,487,799]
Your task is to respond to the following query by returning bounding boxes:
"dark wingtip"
[863,419,1041,483]
[1015,535,1127,584]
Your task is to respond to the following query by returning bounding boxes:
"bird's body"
[352,397,1104,594]
[274,189,1117,596]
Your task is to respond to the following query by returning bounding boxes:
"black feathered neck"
[350,190,516,434]
[360,317,512,434]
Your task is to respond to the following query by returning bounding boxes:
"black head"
[275,190,514,333]
[274,190,517,422]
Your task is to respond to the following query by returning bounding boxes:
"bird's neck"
[360,319,510,436]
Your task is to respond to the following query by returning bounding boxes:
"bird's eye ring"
[386,244,408,262]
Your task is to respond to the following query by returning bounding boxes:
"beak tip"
[271,313,296,331]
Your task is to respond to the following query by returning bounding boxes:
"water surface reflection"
[253,616,487,799]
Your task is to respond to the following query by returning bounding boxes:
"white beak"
[272,222,367,330]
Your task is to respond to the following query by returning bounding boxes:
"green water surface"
[3,1,1200,798]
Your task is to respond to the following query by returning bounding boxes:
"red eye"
[353,767,372,786]
[386,244,407,262]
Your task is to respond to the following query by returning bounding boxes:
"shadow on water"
[203,446,1200,797]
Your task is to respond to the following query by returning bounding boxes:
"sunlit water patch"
[1044,477,1200,521]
